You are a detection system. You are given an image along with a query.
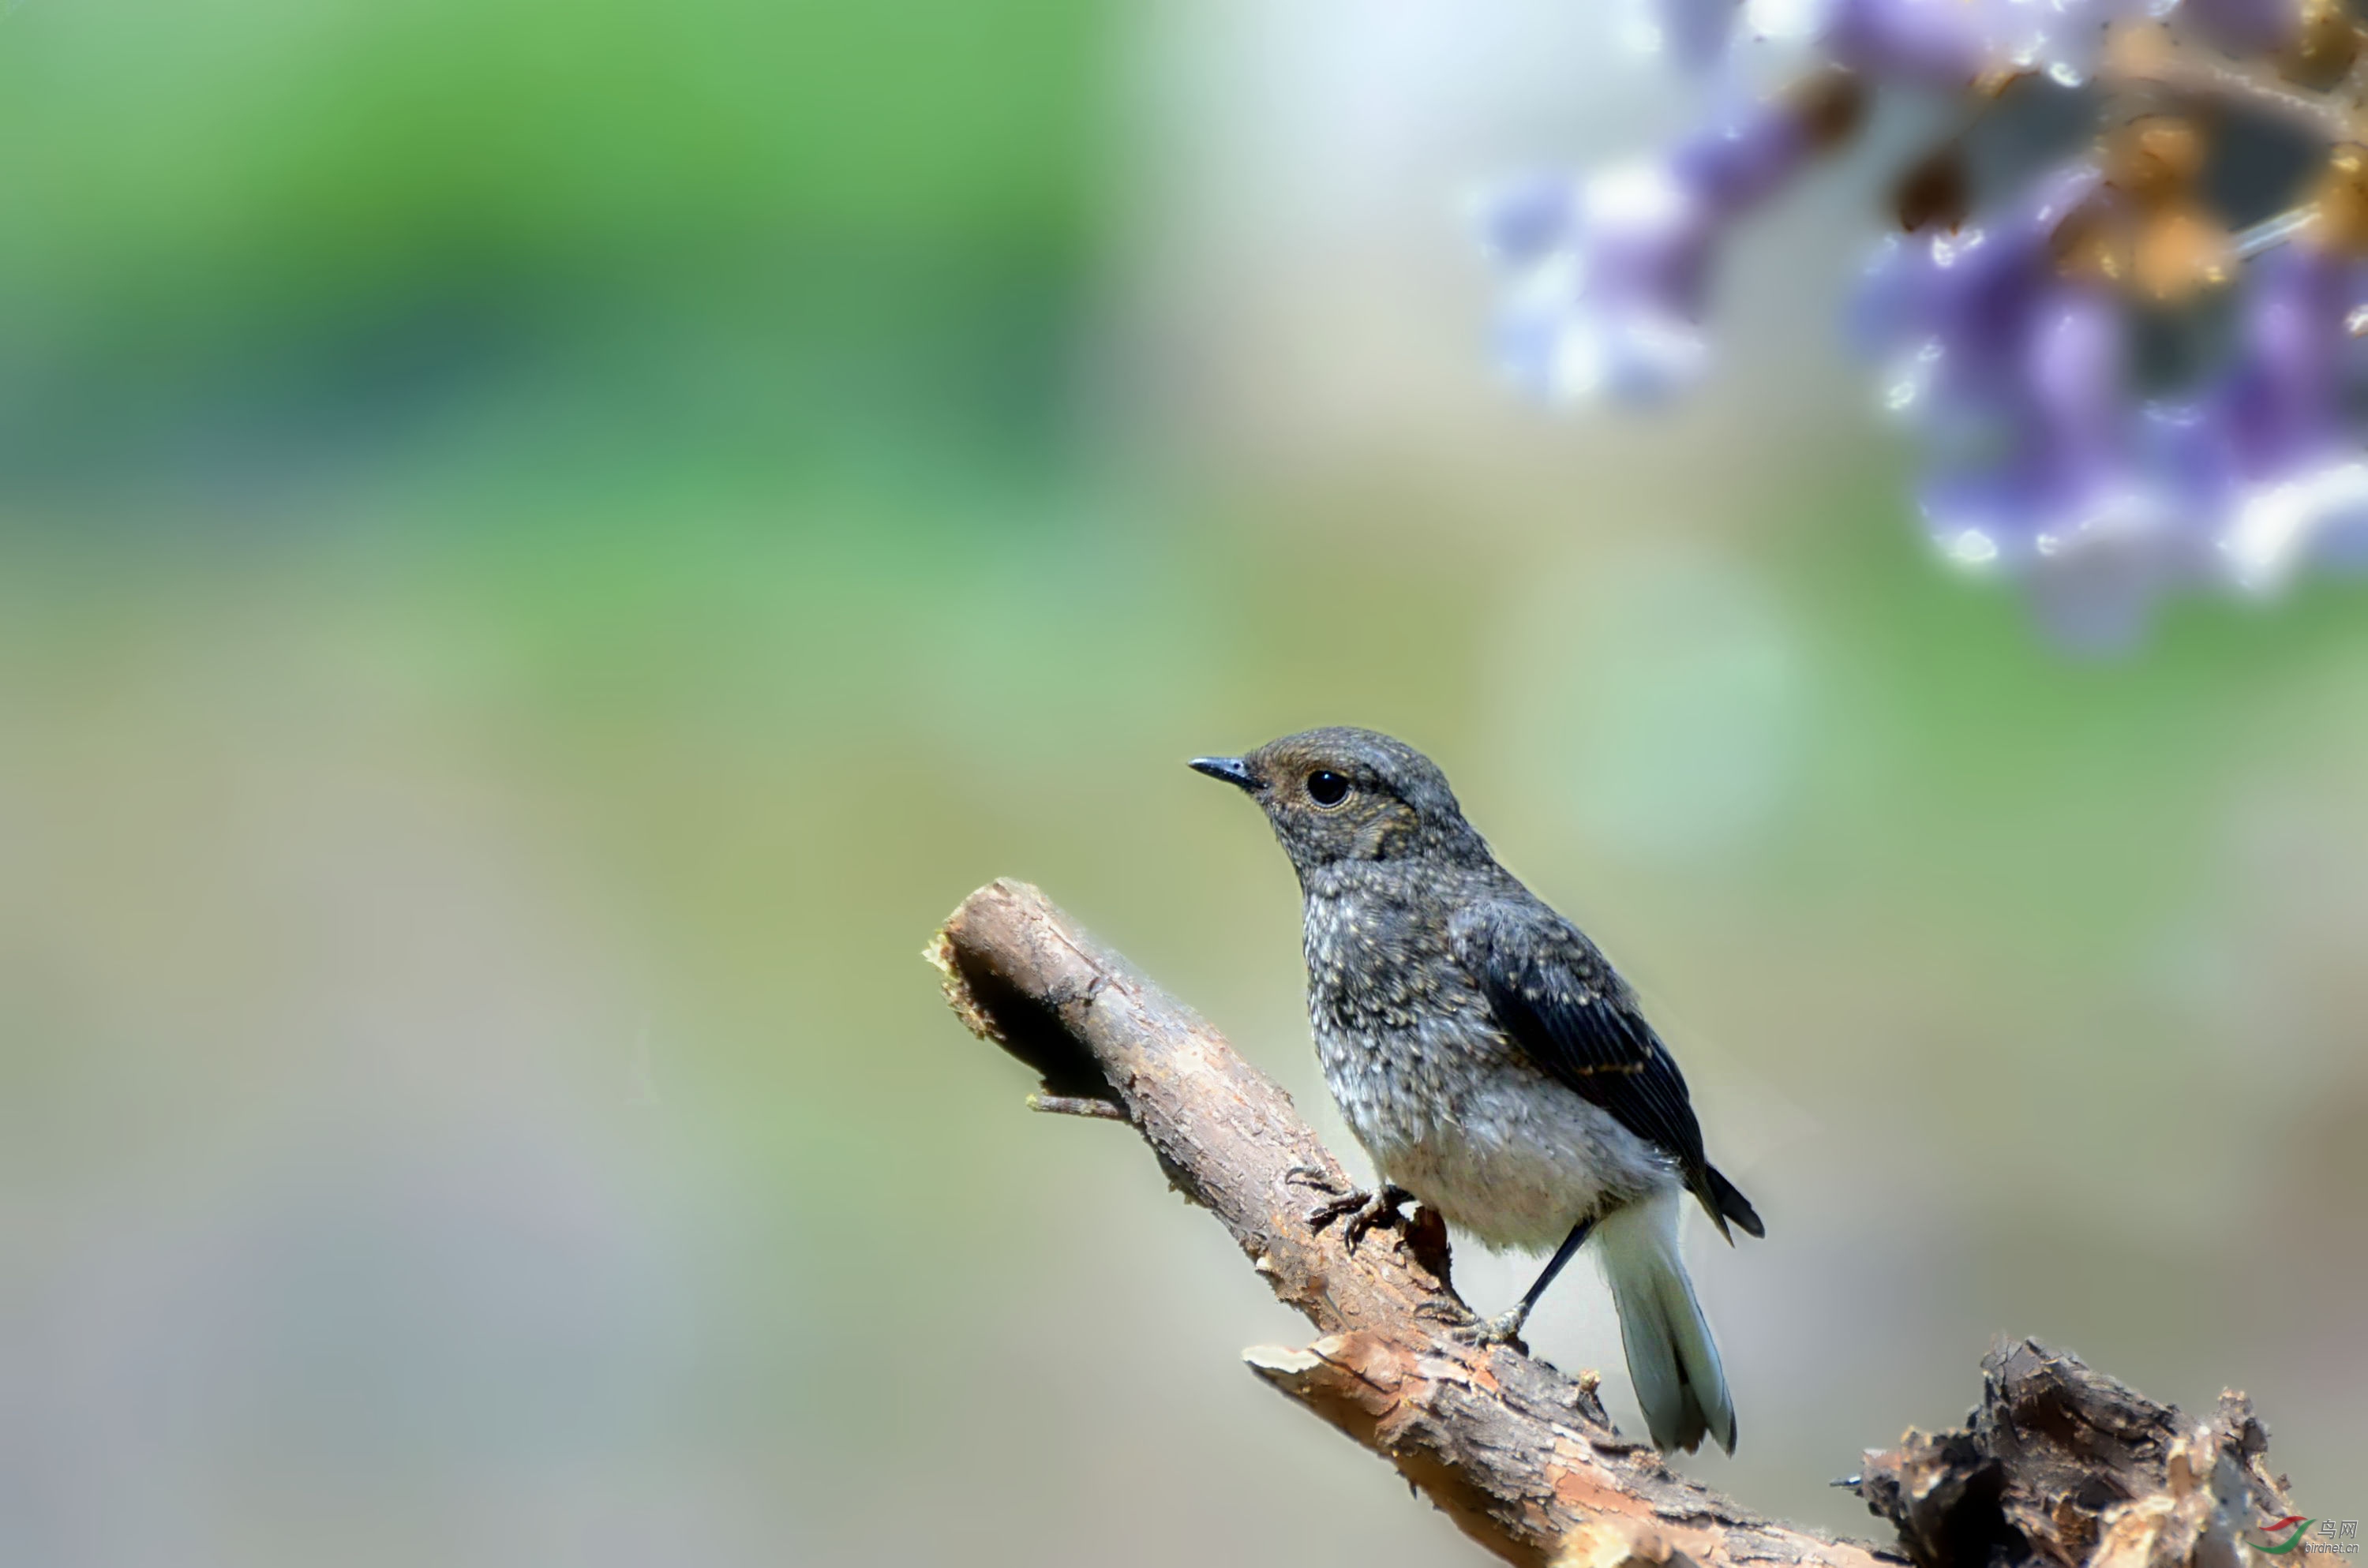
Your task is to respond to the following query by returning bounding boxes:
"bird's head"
[1190,727,1487,876]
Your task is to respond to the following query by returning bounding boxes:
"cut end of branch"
[922,923,995,1042]
[930,880,1126,1110]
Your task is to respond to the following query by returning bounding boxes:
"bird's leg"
[1457,1215,1594,1347]
[1305,1181,1417,1252]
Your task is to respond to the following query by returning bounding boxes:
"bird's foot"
[1413,1297,1478,1330]
[1448,1306,1531,1353]
[1304,1181,1416,1253]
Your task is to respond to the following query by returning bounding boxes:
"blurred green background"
[5,2,2363,1564]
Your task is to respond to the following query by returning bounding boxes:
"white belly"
[1317,1019,1677,1252]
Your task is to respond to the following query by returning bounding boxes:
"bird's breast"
[1300,887,1497,1148]
[1302,889,1467,1028]
[1297,884,1673,1248]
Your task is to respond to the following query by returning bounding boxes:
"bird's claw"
[1282,1162,1344,1195]
[1448,1307,1531,1353]
[1304,1182,1415,1253]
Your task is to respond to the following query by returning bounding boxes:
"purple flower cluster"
[1484,88,1842,403]
[1482,0,2368,637]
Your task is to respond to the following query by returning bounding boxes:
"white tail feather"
[1594,1188,1734,1454]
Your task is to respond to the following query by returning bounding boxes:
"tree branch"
[928,879,2329,1568]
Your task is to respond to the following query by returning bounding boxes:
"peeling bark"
[928,879,2329,1568]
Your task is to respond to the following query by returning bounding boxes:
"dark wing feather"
[1452,900,1762,1240]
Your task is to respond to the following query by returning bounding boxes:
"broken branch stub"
[1852,1339,2321,1568]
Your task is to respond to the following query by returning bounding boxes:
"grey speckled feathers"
[1192,726,1761,1454]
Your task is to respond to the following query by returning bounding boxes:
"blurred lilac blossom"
[1483,0,2368,638]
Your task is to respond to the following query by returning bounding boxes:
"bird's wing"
[1448,899,1709,1178]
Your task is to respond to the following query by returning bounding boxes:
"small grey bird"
[1192,726,1763,1454]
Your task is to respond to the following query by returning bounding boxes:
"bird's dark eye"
[1306,770,1350,807]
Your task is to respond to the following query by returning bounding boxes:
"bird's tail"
[1700,1163,1763,1241]
[1595,1188,1735,1454]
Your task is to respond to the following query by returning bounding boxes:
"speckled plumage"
[1300,852,1674,1248]
[1192,727,1763,1454]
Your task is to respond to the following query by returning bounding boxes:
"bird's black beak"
[1189,755,1260,794]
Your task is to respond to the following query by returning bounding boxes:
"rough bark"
[1856,1342,2317,1568]
[927,878,2330,1568]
